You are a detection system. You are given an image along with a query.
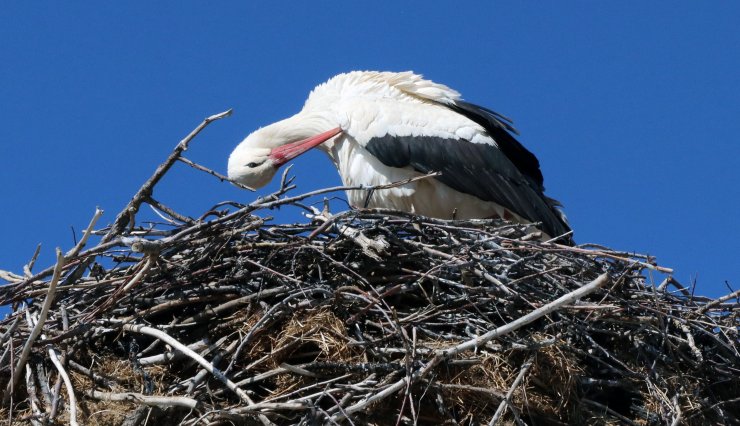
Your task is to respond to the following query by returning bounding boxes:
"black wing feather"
[364,103,571,241]
[447,100,544,188]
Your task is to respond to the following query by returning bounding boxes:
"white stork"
[228,71,571,242]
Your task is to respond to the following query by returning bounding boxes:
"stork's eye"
[246,162,259,168]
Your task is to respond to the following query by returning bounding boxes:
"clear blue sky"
[1,3,738,299]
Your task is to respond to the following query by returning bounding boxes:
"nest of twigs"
[1,111,738,425]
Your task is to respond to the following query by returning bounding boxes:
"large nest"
[1,112,738,425]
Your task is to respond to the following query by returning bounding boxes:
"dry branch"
[4,249,65,405]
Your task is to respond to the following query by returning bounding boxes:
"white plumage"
[228,71,571,241]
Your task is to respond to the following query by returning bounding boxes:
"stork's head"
[228,117,342,189]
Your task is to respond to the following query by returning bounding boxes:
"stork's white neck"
[247,111,339,150]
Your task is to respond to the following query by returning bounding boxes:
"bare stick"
[122,324,246,398]
[4,239,121,296]
[488,354,535,425]
[23,244,42,278]
[178,156,254,191]
[0,317,20,348]
[177,286,289,325]
[670,393,682,426]
[4,248,65,404]
[119,257,154,293]
[65,207,104,259]
[697,287,740,314]
[49,307,69,422]
[120,322,273,426]
[147,197,195,225]
[85,389,198,409]
[101,109,232,243]
[228,402,307,412]
[545,245,673,274]
[81,256,155,321]
[582,399,639,425]
[307,207,389,261]
[673,319,703,362]
[47,346,78,425]
[433,383,505,399]
[24,365,43,426]
[187,339,239,394]
[67,360,115,388]
[250,172,441,211]
[0,270,24,283]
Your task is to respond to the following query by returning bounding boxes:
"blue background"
[1,3,738,302]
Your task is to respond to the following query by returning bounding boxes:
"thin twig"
[178,156,255,191]
[66,207,104,259]
[23,244,42,278]
[488,354,535,425]
[4,248,65,404]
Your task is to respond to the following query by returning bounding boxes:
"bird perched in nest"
[228,71,572,242]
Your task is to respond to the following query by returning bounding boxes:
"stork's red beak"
[269,127,342,166]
